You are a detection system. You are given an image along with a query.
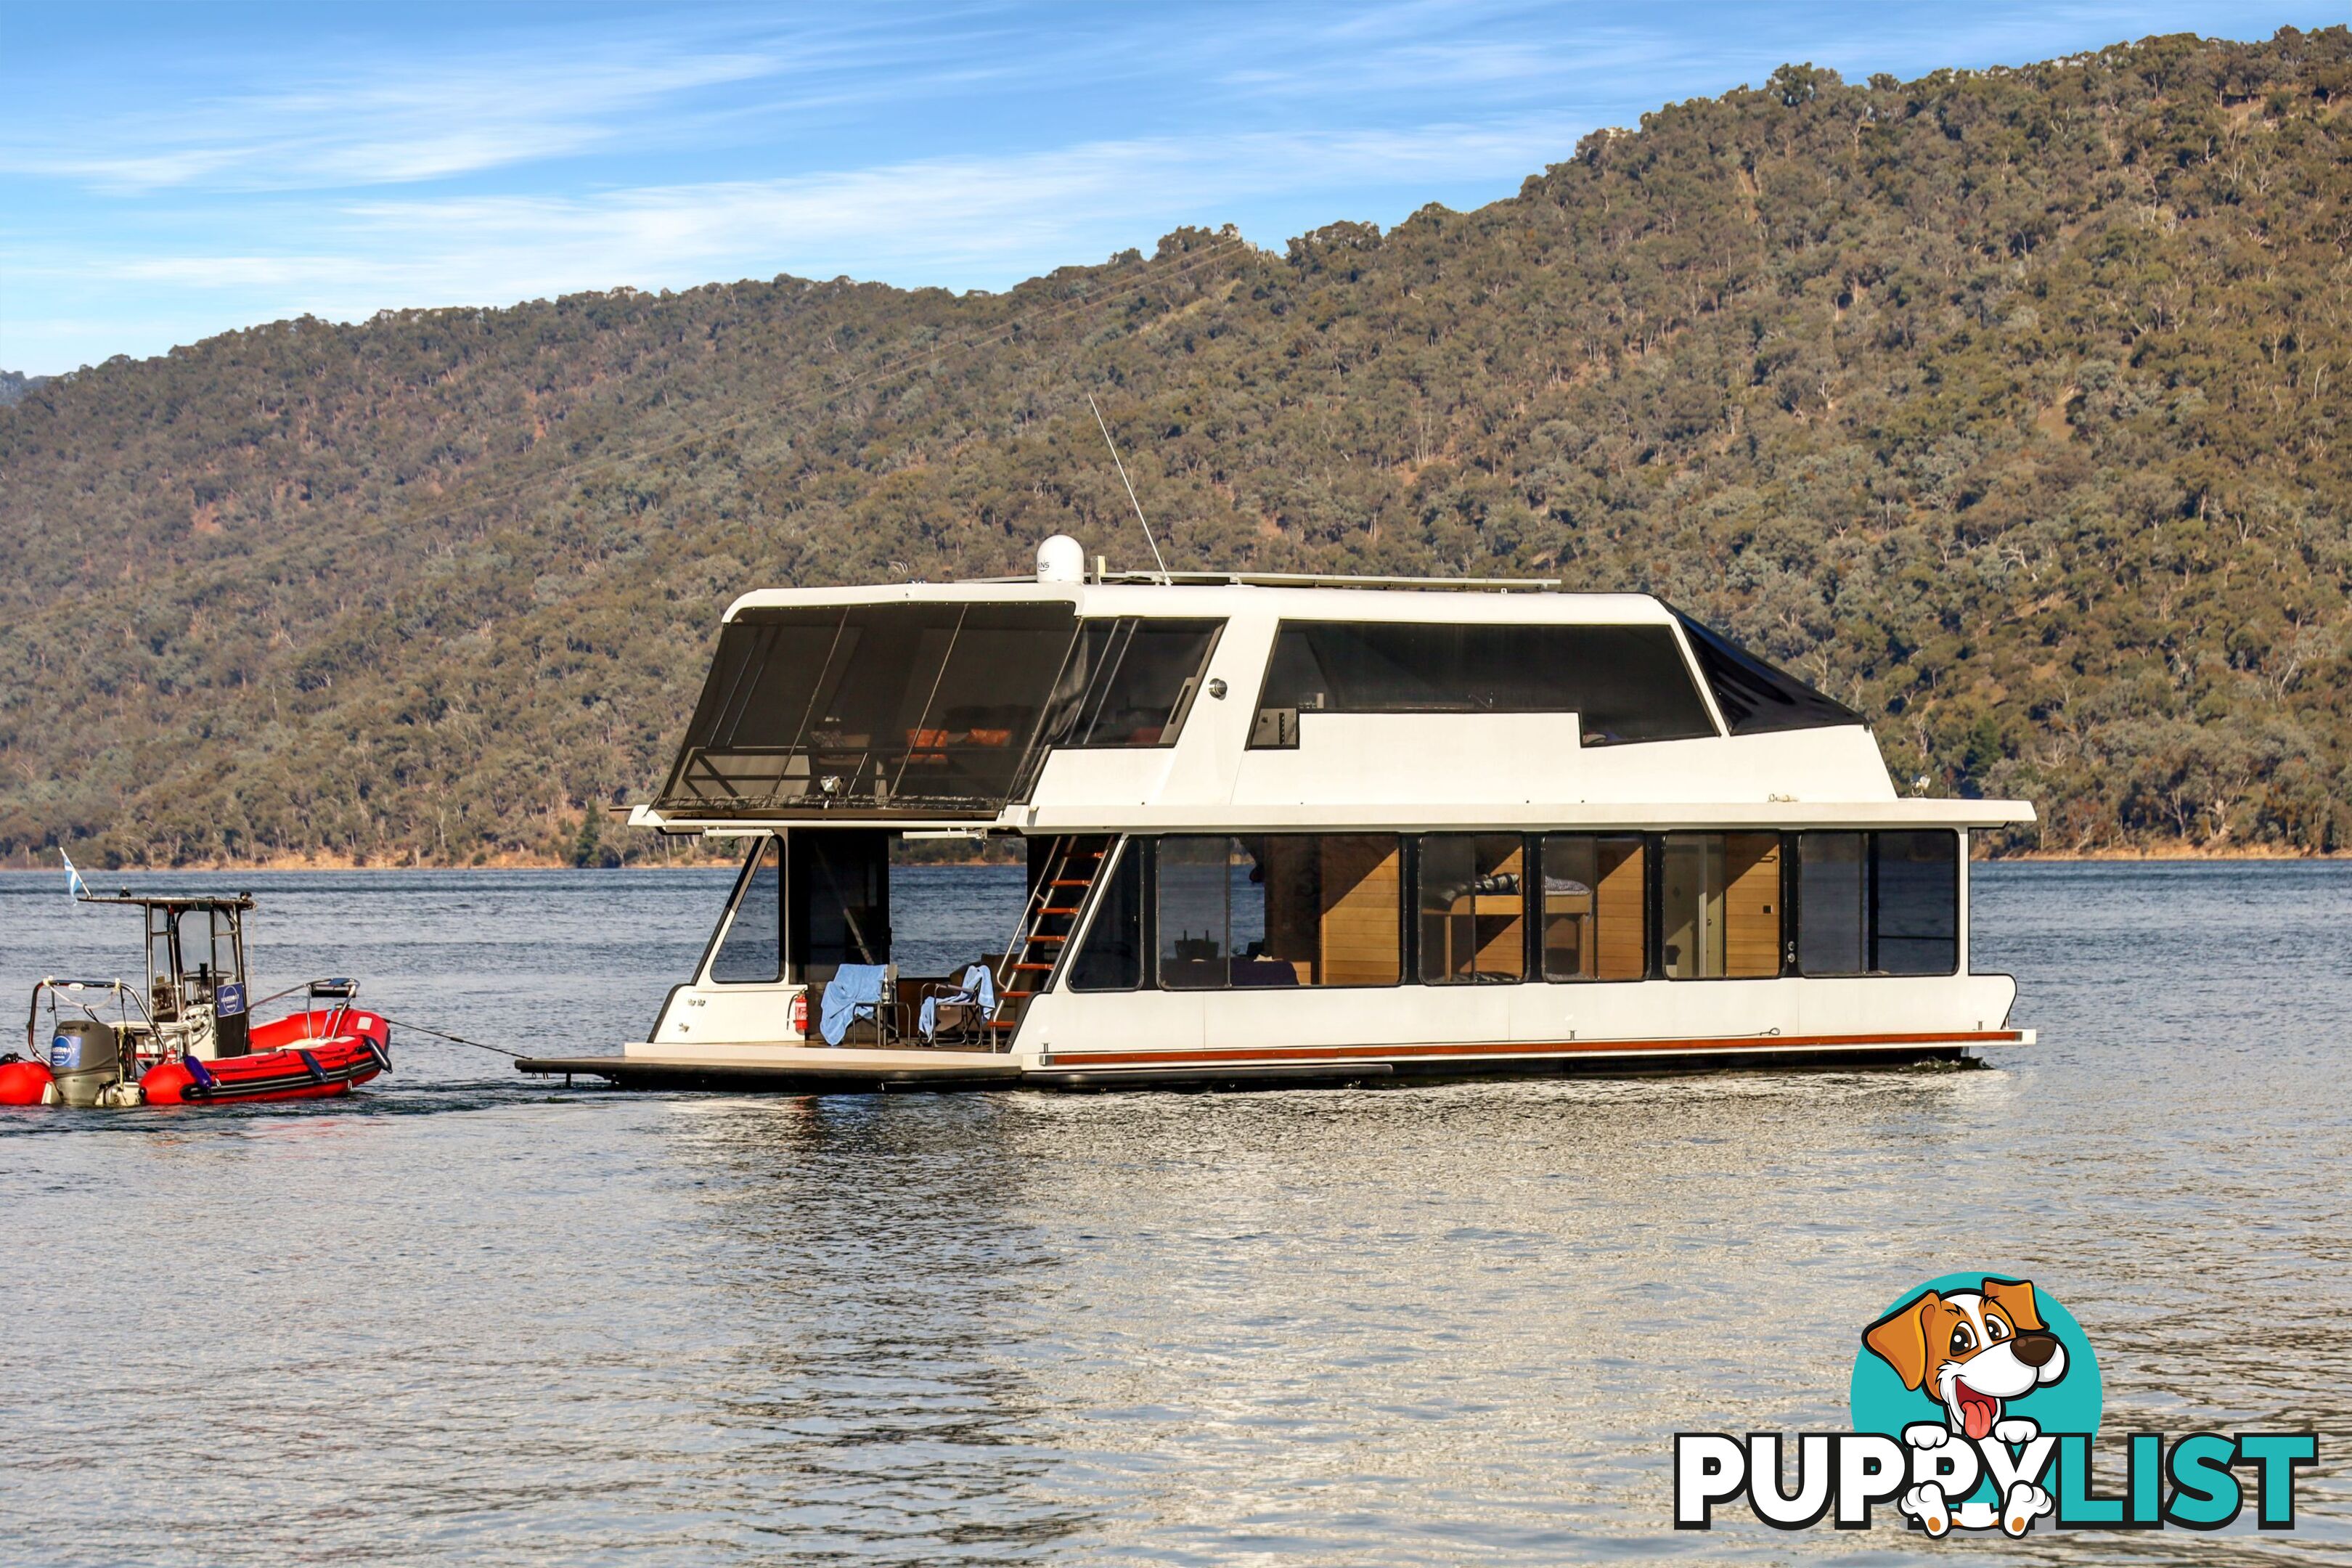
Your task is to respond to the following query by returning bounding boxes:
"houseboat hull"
[517,1024,2030,1093]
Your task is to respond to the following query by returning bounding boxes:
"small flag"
[60,849,90,900]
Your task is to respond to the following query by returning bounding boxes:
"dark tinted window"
[1873,831,1958,976]
[1794,830,1958,977]
[659,603,1079,815]
[1796,832,1867,975]
[709,839,783,984]
[1672,611,1863,735]
[1252,621,1716,746]
[1069,840,1144,991]
[1045,619,1221,748]
[1158,836,1236,990]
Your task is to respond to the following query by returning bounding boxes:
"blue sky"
[0,1,2327,374]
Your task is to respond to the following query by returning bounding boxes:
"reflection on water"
[2,862,2348,1565]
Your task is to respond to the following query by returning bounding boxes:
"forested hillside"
[3,28,2348,866]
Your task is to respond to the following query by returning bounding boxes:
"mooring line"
[372,1014,523,1059]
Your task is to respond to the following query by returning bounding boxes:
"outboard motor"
[49,1019,126,1107]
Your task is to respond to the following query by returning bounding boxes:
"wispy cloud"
[1,0,2320,372]
[82,118,1580,309]
[1,15,945,194]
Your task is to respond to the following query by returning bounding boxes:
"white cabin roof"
[723,579,1676,626]
[637,573,2034,835]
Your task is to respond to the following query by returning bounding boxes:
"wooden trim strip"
[1045,1029,2023,1069]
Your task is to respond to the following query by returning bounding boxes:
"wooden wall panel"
[1320,838,1401,986]
[1724,834,1781,979]
[1595,841,1646,980]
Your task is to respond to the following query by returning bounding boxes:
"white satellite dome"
[1035,534,1087,584]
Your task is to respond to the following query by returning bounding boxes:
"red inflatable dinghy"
[141,1032,388,1106]
[17,881,391,1109]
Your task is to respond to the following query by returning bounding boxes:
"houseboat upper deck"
[519,537,2033,1091]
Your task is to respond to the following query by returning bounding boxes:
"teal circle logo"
[1851,1273,2101,1508]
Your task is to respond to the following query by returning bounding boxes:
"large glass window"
[1252,621,1717,747]
[709,838,783,984]
[1157,836,1233,990]
[1796,833,1866,975]
[1872,831,1959,976]
[1538,835,1647,981]
[1045,619,1222,748]
[1154,836,1401,989]
[660,603,1080,815]
[1069,841,1144,991]
[1417,835,1527,984]
[1794,831,1959,976]
[1660,833,1781,979]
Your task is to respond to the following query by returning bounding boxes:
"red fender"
[138,1058,196,1106]
[0,1058,55,1106]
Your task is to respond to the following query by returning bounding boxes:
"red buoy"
[0,1058,56,1106]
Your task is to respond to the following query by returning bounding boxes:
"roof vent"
[1035,534,1086,584]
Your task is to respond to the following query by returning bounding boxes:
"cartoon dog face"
[1863,1278,2067,1440]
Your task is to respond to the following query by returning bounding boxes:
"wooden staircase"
[987,834,1112,1048]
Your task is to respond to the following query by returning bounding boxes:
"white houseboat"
[518,536,2033,1091]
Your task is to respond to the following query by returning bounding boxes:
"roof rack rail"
[965,569,1561,592]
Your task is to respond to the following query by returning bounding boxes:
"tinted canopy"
[1670,611,1863,735]
[658,603,1081,817]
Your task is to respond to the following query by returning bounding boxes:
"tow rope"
[369,1013,523,1059]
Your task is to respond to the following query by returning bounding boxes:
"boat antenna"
[1087,393,1171,584]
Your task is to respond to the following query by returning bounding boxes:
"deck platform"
[517,1031,2017,1093]
[515,1044,1021,1091]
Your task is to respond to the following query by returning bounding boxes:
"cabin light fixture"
[1207,679,1228,699]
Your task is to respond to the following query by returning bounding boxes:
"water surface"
[2,862,2346,1565]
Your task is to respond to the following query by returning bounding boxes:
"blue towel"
[820,963,890,1047]
[918,964,998,1040]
